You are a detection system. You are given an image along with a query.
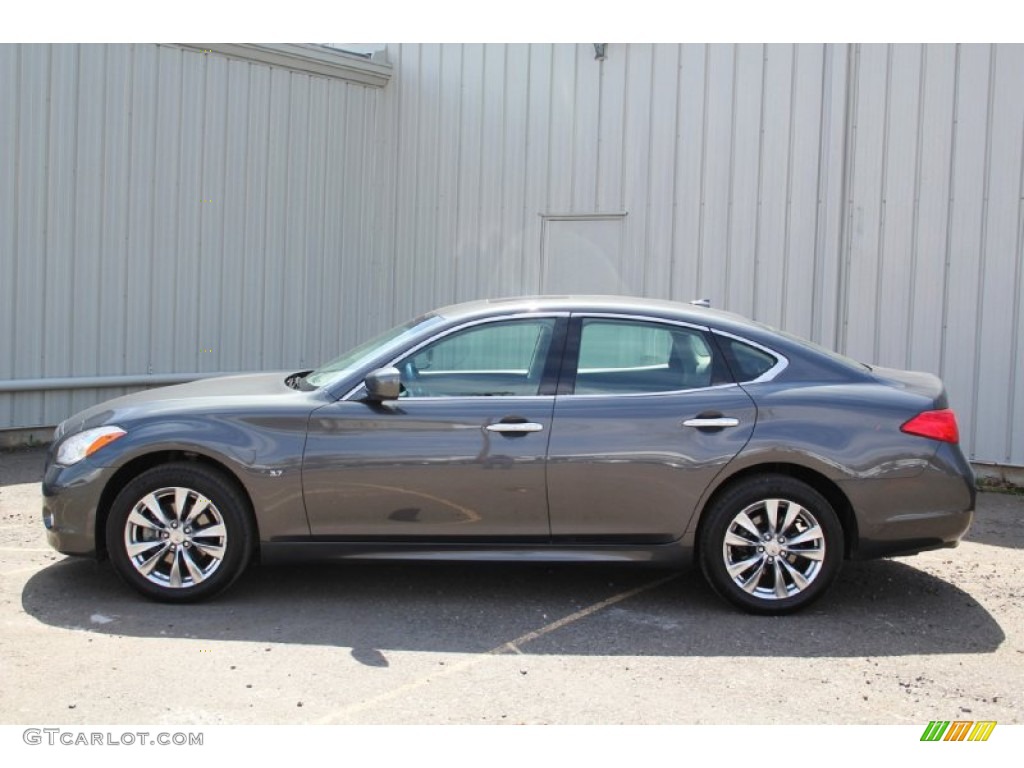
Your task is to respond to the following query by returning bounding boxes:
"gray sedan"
[42,296,975,614]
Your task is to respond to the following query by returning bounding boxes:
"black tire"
[105,462,254,603]
[699,474,843,615]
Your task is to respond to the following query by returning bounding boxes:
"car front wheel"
[105,463,254,602]
[699,475,843,615]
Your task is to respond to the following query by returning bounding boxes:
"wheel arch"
[694,462,858,561]
[95,450,260,560]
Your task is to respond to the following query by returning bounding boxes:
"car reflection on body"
[42,295,974,614]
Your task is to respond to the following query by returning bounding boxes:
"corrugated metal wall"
[3,43,1024,467]
[375,43,1024,467]
[375,44,846,343]
[838,44,1024,467]
[0,43,387,431]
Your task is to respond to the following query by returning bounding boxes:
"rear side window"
[717,336,778,382]
[572,319,717,394]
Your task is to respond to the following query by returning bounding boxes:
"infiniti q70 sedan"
[42,295,975,614]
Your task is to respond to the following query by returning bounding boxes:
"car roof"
[435,294,736,325]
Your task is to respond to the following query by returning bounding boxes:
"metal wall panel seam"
[1,45,21,424]
[810,44,832,346]
[667,44,683,299]
[968,45,997,456]
[819,43,851,350]
[259,69,278,369]
[386,45,402,323]
[750,45,770,320]
[872,44,894,364]
[938,44,962,378]
[216,58,233,374]
[724,44,740,309]
[171,46,192,374]
[502,45,529,299]
[517,45,530,290]
[69,44,82,386]
[696,44,710,295]
[905,45,928,366]
[94,46,110,383]
[568,43,579,209]
[39,45,52,402]
[409,44,423,314]
[496,44,510,292]
[145,47,161,376]
[120,45,135,379]
[618,44,630,215]
[641,46,657,295]
[316,81,333,364]
[594,45,605,211]
[239,62,255,368]
[837,43,860,353]
[45,45,74,424]
[780,44,799,329]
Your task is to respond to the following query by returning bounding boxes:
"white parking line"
[315,572,680,724]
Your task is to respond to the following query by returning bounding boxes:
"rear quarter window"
[718,336,778,382]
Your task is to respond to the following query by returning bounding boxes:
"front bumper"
[42,457,118,557]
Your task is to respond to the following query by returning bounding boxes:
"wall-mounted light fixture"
[593,44,607,61]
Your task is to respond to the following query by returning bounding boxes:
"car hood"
[56,372,312,437]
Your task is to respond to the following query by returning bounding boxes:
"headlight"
[56,426,127,466]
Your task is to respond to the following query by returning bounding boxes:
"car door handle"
[486,422,544,434]
[683,417,740,428]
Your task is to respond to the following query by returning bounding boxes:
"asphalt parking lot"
[1,446,1022,725]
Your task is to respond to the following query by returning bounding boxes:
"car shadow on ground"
[21,557,1003,660]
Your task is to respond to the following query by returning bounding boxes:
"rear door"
[545,315,757,541]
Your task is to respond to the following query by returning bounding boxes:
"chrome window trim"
[558,382,744,400]
[711,329,789,383]
[571,311,711,333]
[340,313,570,402]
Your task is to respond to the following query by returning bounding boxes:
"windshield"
[304,313,445,388]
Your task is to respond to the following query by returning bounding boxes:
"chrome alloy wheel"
[721,498,826,600]
[123,486,228,589]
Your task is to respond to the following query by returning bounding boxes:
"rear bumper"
[840,443,976,560]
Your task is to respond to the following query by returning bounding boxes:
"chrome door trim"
[485,423,545,434]
[682,417,741,428]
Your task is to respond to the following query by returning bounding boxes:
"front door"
[303,316,566,539]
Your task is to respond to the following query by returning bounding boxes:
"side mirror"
[364,367,402,401]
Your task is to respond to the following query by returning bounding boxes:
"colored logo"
[920,720,996,742]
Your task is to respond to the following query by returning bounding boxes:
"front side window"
[572,319,717,395]
[398,318,557,398]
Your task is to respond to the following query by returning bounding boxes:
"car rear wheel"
[105,463,254,602]
[699,475,843,615]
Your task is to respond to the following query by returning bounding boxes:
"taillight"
[901,409,959,443]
